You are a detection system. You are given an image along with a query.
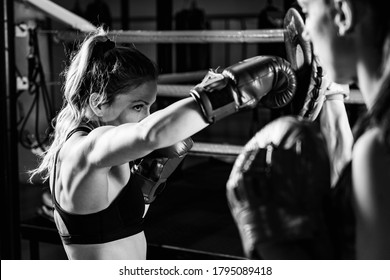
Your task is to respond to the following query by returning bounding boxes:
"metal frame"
[1,0,21,259]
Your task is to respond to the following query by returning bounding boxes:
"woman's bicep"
[84,124,155,168]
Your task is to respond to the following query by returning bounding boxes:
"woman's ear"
[89,93,103,117]
[334,0,354,36]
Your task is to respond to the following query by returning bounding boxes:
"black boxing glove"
[190,56,297,123]
[284,7,350,121]
[226,116,333,259]
[131,137,193,204]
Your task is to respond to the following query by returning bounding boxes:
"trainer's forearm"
[320,99,353,186]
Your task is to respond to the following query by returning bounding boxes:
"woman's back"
[51,128,147,259]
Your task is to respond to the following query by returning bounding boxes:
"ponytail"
[29,27,158,182]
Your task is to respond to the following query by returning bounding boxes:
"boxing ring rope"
[157,85,364,102]
[158,70,207,84]
[157,85,193,98]
[189,142,244,158]
[44,29,285,44]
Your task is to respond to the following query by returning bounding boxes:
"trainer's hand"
[226,116,334,259]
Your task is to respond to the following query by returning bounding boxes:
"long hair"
[29,27,158,182]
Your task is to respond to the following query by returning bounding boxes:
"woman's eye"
[133,105,144,111]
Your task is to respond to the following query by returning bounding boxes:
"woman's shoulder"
[62,125,114,152]
[352,126,390,188]
[60,126,103,160]
[60,125,122,171]
[353,127,388,161]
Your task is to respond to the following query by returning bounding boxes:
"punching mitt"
[131,137,193,204]
[190,56,297,123]
[226,116,333,259]
[284,8,349,120]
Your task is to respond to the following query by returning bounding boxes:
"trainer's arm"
[319,84,353,186]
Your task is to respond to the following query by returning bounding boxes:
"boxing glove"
[131,137,193,204]
[284,7,350,121]
[190,56,297,123]
[226,116,333,259]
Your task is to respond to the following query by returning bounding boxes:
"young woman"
[29,29,208,260]
[29,27,296,259]
[298,0,390,259]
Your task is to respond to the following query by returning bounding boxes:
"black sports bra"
[51,126,145,245]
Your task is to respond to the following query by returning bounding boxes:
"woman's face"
[99,80,157,125]
[298,0,356,84]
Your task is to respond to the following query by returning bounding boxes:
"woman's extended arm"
[86,97,208,168]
